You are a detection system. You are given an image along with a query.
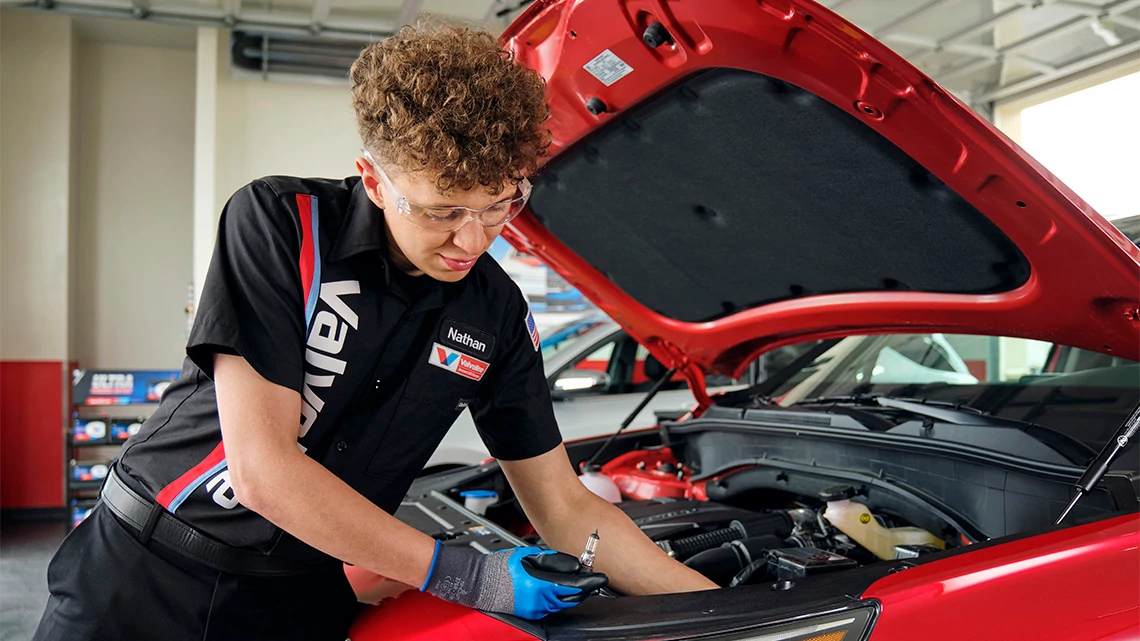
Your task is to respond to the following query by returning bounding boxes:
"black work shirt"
[118,176,561,560]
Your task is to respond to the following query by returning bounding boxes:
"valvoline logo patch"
[429,342,489,381]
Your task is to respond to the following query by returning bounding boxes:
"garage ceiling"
[820,0,1140,110]
[4,0,1138,109]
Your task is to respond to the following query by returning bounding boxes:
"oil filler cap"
[818,485,856,502]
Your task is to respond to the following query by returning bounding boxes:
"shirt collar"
[329,177,385,263]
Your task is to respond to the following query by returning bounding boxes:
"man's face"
[357,157,512,283]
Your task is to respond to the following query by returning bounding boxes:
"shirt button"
[336,440,348,452]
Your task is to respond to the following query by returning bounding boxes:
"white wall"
[193,27,220,310]
[212,41,361,213]
[192,28,362,305]
[72,39,195,368]
[1,10,75,361]
[3,16,361,365]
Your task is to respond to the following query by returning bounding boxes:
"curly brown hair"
[350,21,550,196]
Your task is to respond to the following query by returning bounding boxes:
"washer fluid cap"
[460,490,498,499]
[819,485,856,502]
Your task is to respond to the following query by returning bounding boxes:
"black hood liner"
[529,68,1030,323]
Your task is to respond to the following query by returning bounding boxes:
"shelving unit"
[69,369,179,529]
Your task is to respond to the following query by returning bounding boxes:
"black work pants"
[32,503,361,641]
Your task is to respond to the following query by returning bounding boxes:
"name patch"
[439,318,495,360]
[429,343,490,381]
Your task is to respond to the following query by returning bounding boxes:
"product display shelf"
[67,406,154,529]
[68,369,180,529]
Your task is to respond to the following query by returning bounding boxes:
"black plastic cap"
[643,22,673,48]
[586,97,607,115]
[818,485,856,502]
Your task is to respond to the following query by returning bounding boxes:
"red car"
[348,0,1140,639]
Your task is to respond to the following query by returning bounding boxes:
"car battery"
[768,547,857,580]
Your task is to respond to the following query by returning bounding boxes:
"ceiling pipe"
[3,0,393,41]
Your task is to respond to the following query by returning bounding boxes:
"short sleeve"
[187,180,306,392]
[470,293,563,461]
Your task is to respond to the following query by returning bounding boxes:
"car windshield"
[756,333,1139,467]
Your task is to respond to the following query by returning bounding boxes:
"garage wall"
[73,40,195,369]
[1,11,74,363]
[212,44,361,214]
[0,10,75,509]
[193,28,362,304]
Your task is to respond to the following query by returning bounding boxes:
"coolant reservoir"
[579,469,622,503]
[820,485,944,560]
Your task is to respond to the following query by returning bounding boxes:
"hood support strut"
[583,366,678,471]
[1055,404,1140,524]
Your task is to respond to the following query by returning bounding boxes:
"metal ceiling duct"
[230,31,372,81]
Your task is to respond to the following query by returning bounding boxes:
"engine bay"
[400,413,1130,599]
[402,443,970,593]
[589,447,949,588]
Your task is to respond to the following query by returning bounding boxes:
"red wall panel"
[1,361,64,508]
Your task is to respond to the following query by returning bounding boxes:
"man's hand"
[500,445,718,595]
[421,543,608,620]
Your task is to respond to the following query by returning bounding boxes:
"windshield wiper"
[801,394,1004,425]
[1056,405,1140,524]
[807,393,1002,428]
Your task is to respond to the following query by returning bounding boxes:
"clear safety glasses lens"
[363,148,531,232]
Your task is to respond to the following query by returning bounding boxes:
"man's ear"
[356,157,386,210]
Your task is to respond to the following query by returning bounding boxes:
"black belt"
[101,467,330,576]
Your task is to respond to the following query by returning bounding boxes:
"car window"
[555,338,622,396]
[577,341,615,373]
[540,321,607,362]
[772,334,979,393]
[761,333,1138,462]
[631,344,689,393]
[1044,345,1134,374]
[883,335,954,372]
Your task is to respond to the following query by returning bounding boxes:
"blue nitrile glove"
[420,541,609,620]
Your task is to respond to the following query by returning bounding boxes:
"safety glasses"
[362,148,531,233]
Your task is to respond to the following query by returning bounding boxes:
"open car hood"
[499,0,1140,401]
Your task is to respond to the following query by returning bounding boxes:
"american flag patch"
[525,309,540,351]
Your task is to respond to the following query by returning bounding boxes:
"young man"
[34,23,716,641]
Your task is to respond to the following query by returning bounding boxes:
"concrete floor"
[1,521,66,641]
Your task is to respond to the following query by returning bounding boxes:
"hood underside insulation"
[528,68,1030,323]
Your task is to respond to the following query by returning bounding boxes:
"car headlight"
[662,604,878,641]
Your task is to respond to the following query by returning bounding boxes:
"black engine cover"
[617,498,757,541]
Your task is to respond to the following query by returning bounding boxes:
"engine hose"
[729,556,769,587]
[669,513,792,560]
[684,535,782,586]
[682,547,747,586]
